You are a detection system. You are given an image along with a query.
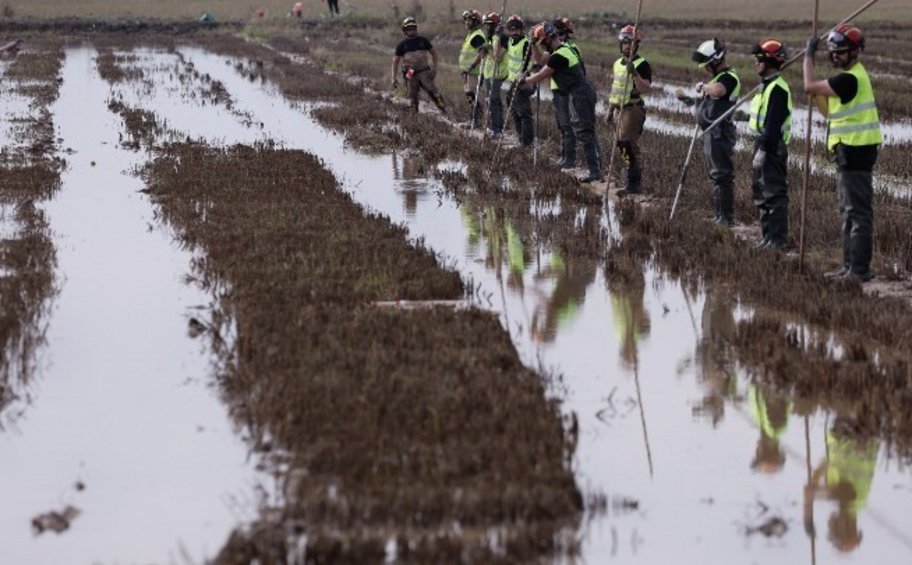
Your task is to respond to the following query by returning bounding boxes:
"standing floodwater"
[0,47,268,563]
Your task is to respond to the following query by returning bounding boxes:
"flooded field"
[0,13,910,565]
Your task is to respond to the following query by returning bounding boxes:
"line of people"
[391,15,881,282]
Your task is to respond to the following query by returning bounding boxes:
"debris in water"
[31,505,81,535]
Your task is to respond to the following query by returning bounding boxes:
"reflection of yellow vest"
[748,385,789,440]
[749,74,792,144]
[608,56,647,105]
[826,63,882,150]
[610,295,646,343]
[826,430,878,515]
[459,28,485,74]
[505,221,524,276]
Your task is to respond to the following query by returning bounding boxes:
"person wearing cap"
[692,39,741,226]
[392,17,446,113]
[481,12,509,138]
[608,24,652,195]
[804,23,881,282]
[523,21,601,183]
[504,15,534,146]
[749,38,793,250]
[459,10,487,127]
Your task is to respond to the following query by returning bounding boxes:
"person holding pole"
[522,22,602,183]
[504,15,534,147]
[692,39,741,226]
[459,10,487,127]
[481,12,509,138]
[608,24,652,195]
[749,39,793,250]
[803,23,881,282]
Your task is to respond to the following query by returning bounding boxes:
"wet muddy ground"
[0,15,911,565]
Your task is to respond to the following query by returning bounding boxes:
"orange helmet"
[827,23,865,52]
[752,38,789,66]
[530,21,558,43]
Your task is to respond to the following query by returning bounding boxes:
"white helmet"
[692,38,725,66]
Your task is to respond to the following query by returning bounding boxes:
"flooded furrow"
[164,47,912,564]
[0,46,268,563]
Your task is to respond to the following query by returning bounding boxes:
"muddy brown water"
[3,44,910,563]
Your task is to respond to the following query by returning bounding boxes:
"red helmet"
[618,24,642,43]
[505,14,524,30]
[827,23,865,52]
[461,9,481,24]
[482,12,501,26]
[752,38,789,66]
[554,17,574,35]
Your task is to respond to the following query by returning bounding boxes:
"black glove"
[805,36,819,57]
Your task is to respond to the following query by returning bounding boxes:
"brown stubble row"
[0,37,63,429]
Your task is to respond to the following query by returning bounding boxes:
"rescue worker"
[607,24,652,194]
[522,22,601,183]
[481,12,509,138]
[391,17,446,114]
[749,39,793,250]
[804,24,881,282]
[692,39,741,226]
[459,10,487,127]
[504,15,534,146]
[540,17,586,169]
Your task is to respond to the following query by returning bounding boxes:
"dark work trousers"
[702,121,736,223]
[569,81,601,178]
[507,83,534,146]
[751,140,789,245]
[485,78,505,134]
[553,90,577,165]
[327,0,340,15]
[837,169,874,276]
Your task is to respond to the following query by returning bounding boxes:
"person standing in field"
[523,21,601,183]
[749,38,793,250]
[504,14,534,147]
[541,17,585,169]
[391,17,446,113]
[459,9,487,127]
[607,24,652,195]
[481,12,509,138]
[803,23,881,282]
[692,39,741,226]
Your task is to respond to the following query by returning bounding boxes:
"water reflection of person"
[748,384,790,474]
[391,153,423,217]
[530,253,596,344]
[804,416,879,552]
[694,286,737,426]
[609,272,650,369]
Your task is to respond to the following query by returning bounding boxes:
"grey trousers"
[837,169,874,275]
[751,141,789,245]
[702,122,736,222]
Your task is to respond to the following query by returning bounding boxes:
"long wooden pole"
[605,0,645,188]
[799,1,820,272]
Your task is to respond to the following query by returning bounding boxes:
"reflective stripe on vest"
[482,36,508,80]
[506,36,529,81]
[608,56,647,105]
[550,42,582,91]
[827,63,882,150]
[749,74,793,144]
[459,28,485,75]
